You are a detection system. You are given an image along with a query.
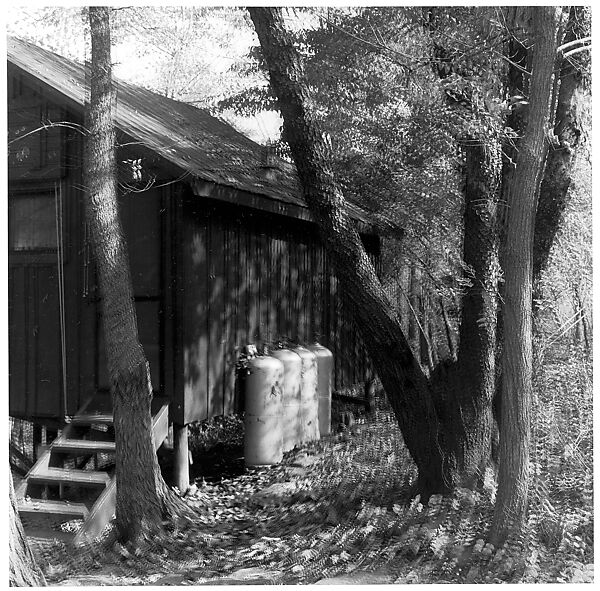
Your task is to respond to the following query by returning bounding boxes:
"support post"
[173,423,190,493]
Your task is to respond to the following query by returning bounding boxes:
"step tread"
[53,439,116,453]
[18,498,89,518]
[29,467,111,486]
[69,413,114,425]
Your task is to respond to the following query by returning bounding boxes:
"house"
[8,37,382,538]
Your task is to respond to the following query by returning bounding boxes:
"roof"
[7,36,380,232]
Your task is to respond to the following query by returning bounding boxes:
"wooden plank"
[208,219,225,417]
[71,401,167,545]
[28,467,111,487]
[15,448,50,499]
[257,229,267,344]
[161,187,175,406]
[289,229,300,343]
[33,265,62,417]
[331,275,346,389]
[308,242,317,341]
[183,205,209,423]
[167,189,184,423]
[266,232,276,344]
[52,440,116,454]
[316,245,326,342]
[341,293,354,387]
[63,176,86,416]
[321,251,331,354]
[248,229,260,345]
[69,413,113,426]
[270,234,283,342]
[237,224,249,347]
[121,191,161,299]
[279,234,291,343]
[151,401,170,450]
[18,498,88,518]
[74,480,116,545]
[296,240,306,343]
[8,265,28,417]
[223,223,238,415]
[234,225,248,410]
[302,240,312,343]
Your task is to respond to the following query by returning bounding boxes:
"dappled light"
[9,4,592,586]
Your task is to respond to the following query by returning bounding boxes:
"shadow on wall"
[182,200,372,424]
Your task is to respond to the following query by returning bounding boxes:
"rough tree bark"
[249,7,449,495]
[411,6,505,482]
[533,6,589,287]
[9,471,46,587]
[249,6,508,495]
[441,139,502,482]
[85,7,185,543]
[408,263,422,362]
[490,6,563,544]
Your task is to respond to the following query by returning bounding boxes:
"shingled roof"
[8,36,380,231]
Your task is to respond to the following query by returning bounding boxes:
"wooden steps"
[17,394,170,546]
[18,498,89,518]
[52,439,116,454]
[69,414,114,426]
[28,467,111,487]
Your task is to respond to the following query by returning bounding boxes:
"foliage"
[535,99,592,344]
[10,5,592,582]
[6,6,276,142]
[6,6,88,61]
[27,342,593,585]
[187,414,244,456]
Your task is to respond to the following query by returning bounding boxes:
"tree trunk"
[440,297,457,361]
[398,263,411,337]
[408,263,422,362]
[490,6,563,544]
[533,6,589,288]
[9,471,46,587]
[249,6,449,495]
[442,139,502,483]
[420,9,504,484]
[86,7,183,543]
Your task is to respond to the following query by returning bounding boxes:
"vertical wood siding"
[8,264,63,418]
[179,198,377,424]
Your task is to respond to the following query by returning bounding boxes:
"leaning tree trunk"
[86,7,183,543]
[490,6,563,545]
[9,471,46,587]
[249,6,451,495]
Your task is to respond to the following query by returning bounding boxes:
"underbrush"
[31,343,593,585]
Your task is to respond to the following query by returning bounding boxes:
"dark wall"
[175,195,378,424]
[8,66,167,421]
[8,65,379,425]
[8,69,90,420]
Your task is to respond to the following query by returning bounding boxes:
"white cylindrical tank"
[271,348,302,452]
[244,355,284,467]
[293,346,319,443]
[308,343,333,436]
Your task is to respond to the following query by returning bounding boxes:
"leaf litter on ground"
[32,393,593,585]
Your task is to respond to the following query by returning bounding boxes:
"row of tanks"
[244,343,333,467]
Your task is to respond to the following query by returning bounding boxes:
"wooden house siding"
[175,195,377,424]
[8,73,90,421]
[8,39,382,428]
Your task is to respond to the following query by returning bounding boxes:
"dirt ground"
[21,396,594,585]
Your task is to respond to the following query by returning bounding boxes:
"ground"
[24,391,593,585]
